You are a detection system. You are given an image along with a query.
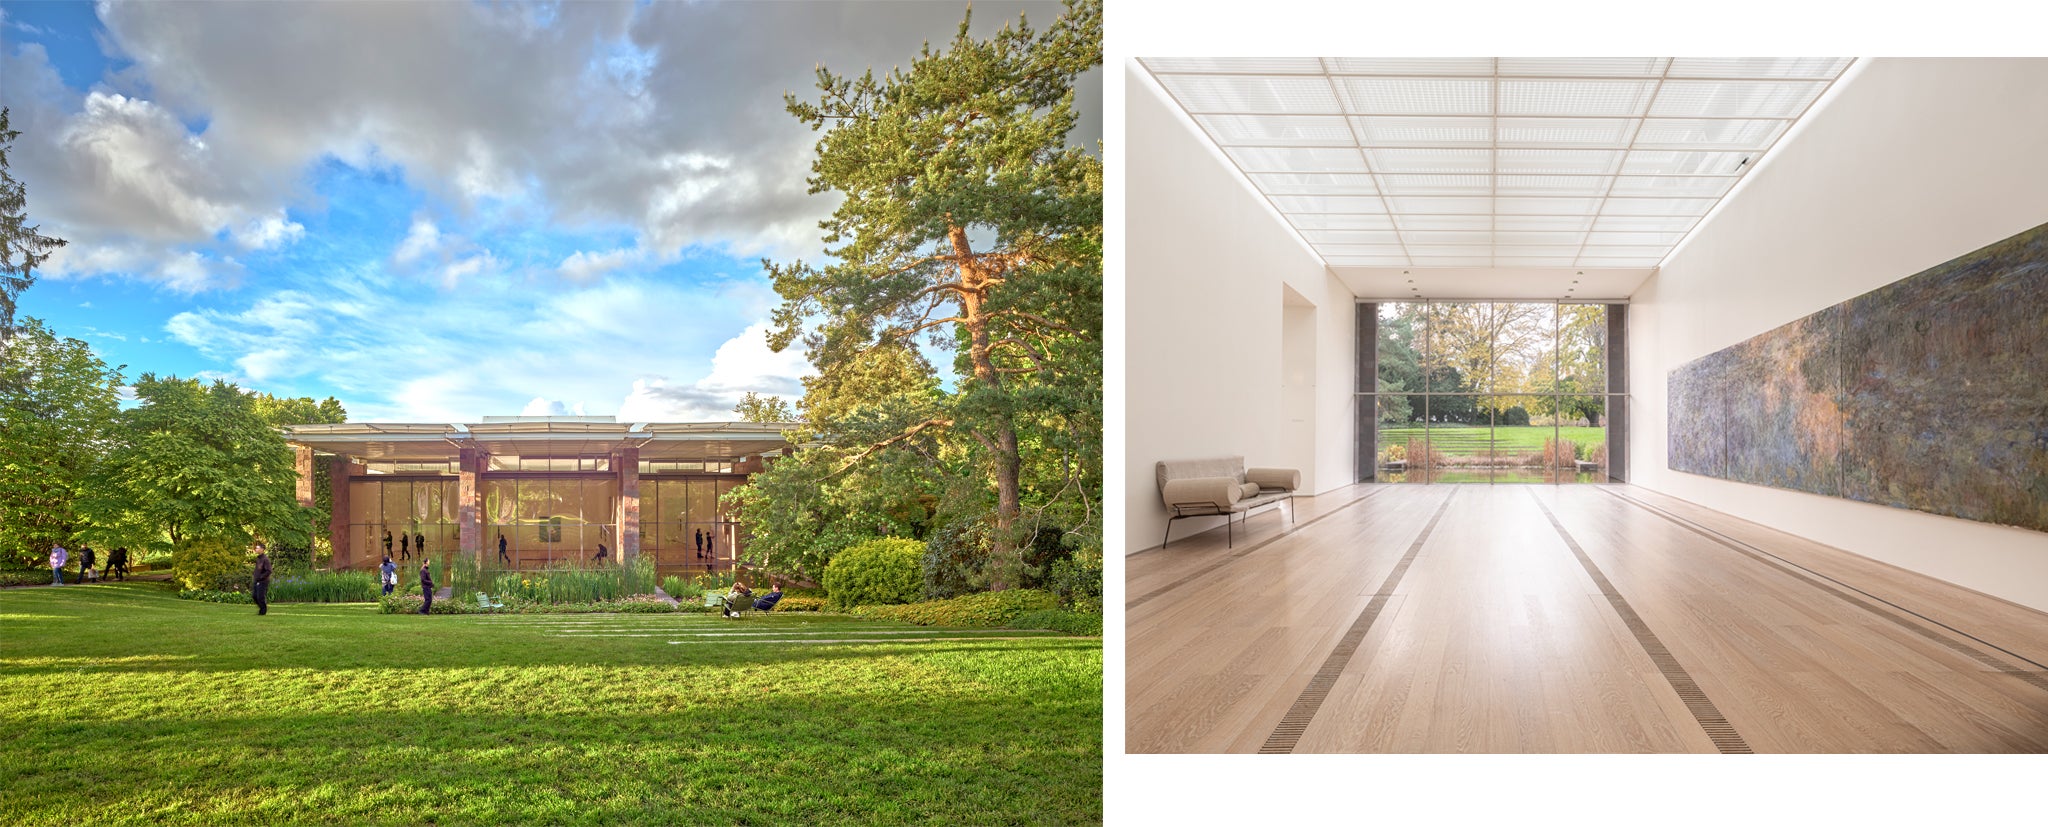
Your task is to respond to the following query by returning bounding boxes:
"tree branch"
[827,418,954,478]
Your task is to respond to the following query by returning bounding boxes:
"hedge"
[852,589,1057,627]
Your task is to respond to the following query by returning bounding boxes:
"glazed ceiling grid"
[1140,57,1855,269]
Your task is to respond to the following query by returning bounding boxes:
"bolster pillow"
[1239,482,1262,500]
[1161,477,1243,510]
[1246,467,1300,491]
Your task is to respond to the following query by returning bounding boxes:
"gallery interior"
[1126,57,2048,753]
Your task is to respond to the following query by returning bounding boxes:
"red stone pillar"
[294,445,316,507]
[616,446,640,563]
[458,448,483,560]
[327,456,357,569]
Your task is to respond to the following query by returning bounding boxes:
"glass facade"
[641,477,744,571]
[348,477,459,569]
[1363,300,1626,484]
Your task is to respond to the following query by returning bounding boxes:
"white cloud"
[558,247,638,283]
[521,397,589,417]
[615,322,810,421]
[233,209,305,250]
[440,253,496,289]
[392,217,441,264]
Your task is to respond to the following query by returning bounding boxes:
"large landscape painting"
[1668,219,2048,533]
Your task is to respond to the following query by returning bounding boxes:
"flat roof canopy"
[284,420,799,463]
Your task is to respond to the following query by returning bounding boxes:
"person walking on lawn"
[252,542,273,615]
[417,561,434,615]
[379,555,398,596]
[106,547,127,581]
[79,546,97,582]
[49,545,67,585]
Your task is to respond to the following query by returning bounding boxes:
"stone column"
[458,448,484,560]
[294,445,316,507]
[616,446,640,562]
[327,456,357,569]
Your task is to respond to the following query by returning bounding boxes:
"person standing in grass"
[251,542,273,615]
[106,547,127,581]
[79,546,96,583]
[380,555,397,596]
[417,561,434,615]
[49,544,67,586]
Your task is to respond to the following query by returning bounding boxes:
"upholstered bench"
[1156,456,1299,548]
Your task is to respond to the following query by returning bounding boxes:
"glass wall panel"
[1427,302,1492,393]
[1559,303,1608,394]
[1560,395,1609,482]
[348,482,377,525]
[382,482,411,532]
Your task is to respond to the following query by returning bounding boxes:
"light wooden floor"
[1126,484,2048,753]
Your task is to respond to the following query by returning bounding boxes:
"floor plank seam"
[1531,491,1754,754]
[1257,490,1456,754]
[1126,486,1391,611]
[1599,488,2048,679]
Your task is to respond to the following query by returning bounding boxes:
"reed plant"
[490,557,656,604]
[267,570,379,603]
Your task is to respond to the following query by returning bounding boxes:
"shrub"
[773,596,828,612]
[178,589,253,604]
[1009,609,1103,636]
[660,575,704,600]
[852,589,1056,627]
[1047,552,1102,614]
[488,558,656,604]
[377,594,479,615]
[172,537,251,593]
[922,520,988,601]
[1500,405,1531,426]
[823,538,924,607]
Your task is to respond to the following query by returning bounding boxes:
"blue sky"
[1,0,1097,422]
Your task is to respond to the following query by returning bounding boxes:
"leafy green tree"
[0,318,123,566]
[77,375,312,559]
[1,108,67,342]
[731,391,796,424]
[252,392,347,563]
[758,0,1101,581]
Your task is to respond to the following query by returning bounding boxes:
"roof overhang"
[284,421,800,464]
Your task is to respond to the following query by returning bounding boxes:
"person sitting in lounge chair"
[752,583,784,612]
[722,582,754,618]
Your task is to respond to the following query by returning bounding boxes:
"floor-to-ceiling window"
[347,465,458,568]
[641,472,746,575]
[1361,300,1627,484]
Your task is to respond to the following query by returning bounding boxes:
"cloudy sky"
[1,0,1099,422]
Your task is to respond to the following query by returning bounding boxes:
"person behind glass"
[497,532,510,566]
[379,555,397,596]
[417,561,434,615]
[383,529,393,559]
[79,546,97,582]
[694,529,703,560]
[49,544,67,585]
[251,542,273,616]
[592,543,608,564]
[399,532,410,561]
[415,532,426,559]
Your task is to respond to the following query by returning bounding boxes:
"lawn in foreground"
[0,582,1101,826]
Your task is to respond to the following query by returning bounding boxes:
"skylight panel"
[1580,244,1672,258]
[1302,229,1401,245]
[1587,231,1686,246]
[1225,146,1368,173]
[1142,57,1329,74]
[1336,78,1493,116]
[1497,57,1670,77]
[1402,230,1493,245]
[1496,215,1596,232]
[1251,173,1380,194]
[1621,150,1750,175]
[1387,196,1493,214]
[1405,245,1495,257]
[1496,197,1602,215]
[1496,175,1611,197]
[1196,114,1355,146]
[1496,149,1623,175]
[1598,198,1718,216]
[1289,214,1396,230]
[1377,174,1491,196]
[1349,116,1494,147]
[1409,256,1496,267]
[1271,194,1386,213]
[1576,257,1666,268]
[1632,118,1789,151]
[1495,245,1585,258]
[1649,80,1829,118]
[1323,57,1495,75]
[1665,57,1851,79]
[1159,75,1344,113]
[1395,214,1493,231]
[1366,148,1492,174]
[1608,175,1735,198]
[1495,118,1638,148]
[1496,257,1581,267]
[1495,231,1587,246]
[1315,243,1410,257]
[1324,256,1414,266]
[1499,79,1659,117]
[1591,215,1698,232]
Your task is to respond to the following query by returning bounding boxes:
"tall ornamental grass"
[268,570,380,603]
[490,557,656,604]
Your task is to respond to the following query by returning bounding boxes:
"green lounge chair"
[475,592,506,611]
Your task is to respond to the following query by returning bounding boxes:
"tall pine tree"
[1,108,67,342]
[763,0,1101,579]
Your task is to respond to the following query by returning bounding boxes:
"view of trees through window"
[1366,301,1624,483]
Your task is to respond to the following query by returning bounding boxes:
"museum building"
[283,417,797,575]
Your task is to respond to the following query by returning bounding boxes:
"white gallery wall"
[1126,63,1357,554]
[1631,58,2048,611]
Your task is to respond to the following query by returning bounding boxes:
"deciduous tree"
[0,319,123,566]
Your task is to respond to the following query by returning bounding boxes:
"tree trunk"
[948,224,1025,588]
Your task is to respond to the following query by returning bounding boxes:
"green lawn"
[0,582,1101,826]
[1377,424,1607,453]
